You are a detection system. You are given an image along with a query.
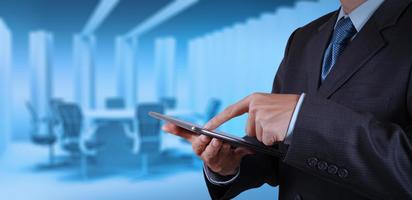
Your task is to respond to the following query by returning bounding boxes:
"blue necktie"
[321,17,357,80]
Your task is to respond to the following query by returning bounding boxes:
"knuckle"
[225,105,235,116]
[219,105,233,117]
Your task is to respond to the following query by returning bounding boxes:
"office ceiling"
[0,0,316,69]
[0,0,316,41]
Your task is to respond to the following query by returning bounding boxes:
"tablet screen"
[149,112,282,157]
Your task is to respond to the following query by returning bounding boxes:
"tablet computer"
[149,112,283,157]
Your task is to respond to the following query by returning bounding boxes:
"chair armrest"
[79,124,98,156]
[122,123,135,139]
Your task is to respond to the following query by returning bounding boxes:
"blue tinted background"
[0,0,339,199]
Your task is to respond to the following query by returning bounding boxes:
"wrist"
[208,165,239,176]
[204,164,241,186]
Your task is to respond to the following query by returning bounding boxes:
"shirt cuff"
[203,163,240,186]
[284,93,306,144]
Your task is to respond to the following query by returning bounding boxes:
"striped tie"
[321,17,357,81]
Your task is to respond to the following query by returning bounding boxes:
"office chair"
[26,101,57,166]
[56,103,97,178]
[57,103,83,156]
[92,121,138,175]
[122,103,164,175]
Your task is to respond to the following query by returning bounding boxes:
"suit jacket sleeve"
[204,28,300,200]
[283,88,412,199]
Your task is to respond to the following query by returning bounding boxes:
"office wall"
[185,0,339,134]
[29,31,54,132]
[0,18,12,155]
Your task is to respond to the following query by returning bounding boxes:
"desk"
[84,110,134,120]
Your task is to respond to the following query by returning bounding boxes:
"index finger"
[204,96,251,130]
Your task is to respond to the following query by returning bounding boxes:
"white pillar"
[29,30,54,134]
[115,36,138,109]
[73,34,96,110]
[188,37,207,113]
[154,37,176,102]
[0,18,12,155]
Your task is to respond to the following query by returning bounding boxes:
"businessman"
[163,0,412,199]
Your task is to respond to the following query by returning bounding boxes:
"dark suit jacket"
[205,0,412,199]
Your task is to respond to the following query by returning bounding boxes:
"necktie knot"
[332,17,357,45]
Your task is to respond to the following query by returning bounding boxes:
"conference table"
[83,109,198,125]
[82,108,194,154]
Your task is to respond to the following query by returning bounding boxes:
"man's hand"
[161,93,298,175]
[162,123,253,176]
[204,93,300,146]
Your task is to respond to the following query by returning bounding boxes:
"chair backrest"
[105,98,125,109]
[205,99,221,121]
[136,103,164,153]
[49,99,64,126]
[57,103,83,139]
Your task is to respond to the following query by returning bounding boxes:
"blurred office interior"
[0,0,339,199]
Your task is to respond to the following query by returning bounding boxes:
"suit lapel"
[317,0,412,98]
[318,18,385,98]
[306,12,338,95]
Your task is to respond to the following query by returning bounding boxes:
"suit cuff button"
[307,157,318,168]
[327,165,338,174]
[338,168,349,178]
[317,161,328,170]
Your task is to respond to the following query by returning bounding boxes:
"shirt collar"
[336,0,385,32]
